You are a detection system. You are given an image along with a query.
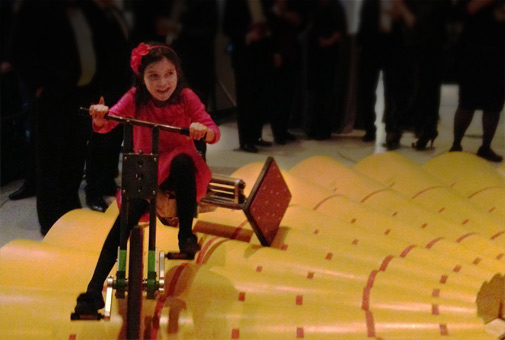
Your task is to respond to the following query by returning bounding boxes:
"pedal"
[103,277,114,320]
[70,311,104,321]
[165,252,195,260]
[159,252,165,294]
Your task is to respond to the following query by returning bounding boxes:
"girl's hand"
[90,96,109,128]
[189,122,208,141]
[189,122,214,142]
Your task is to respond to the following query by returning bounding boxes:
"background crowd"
[1,0,504,235]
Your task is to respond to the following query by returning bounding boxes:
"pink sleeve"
[93,88,136,133]
[183,89,221,144]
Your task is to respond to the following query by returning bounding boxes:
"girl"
[74,42,220,313]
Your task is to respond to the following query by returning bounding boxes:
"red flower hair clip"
[130,42,151,73]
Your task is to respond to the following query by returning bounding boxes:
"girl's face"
[143,57,178,102]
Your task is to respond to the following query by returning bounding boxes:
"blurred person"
[449,0,504,162]
[223,0,274,153]
[10,0,103,235]
[84,0,131,212]
[355,0,415,148]
[305,0,347,140]
[1,0,36,196]
[267,0,305,145]
[408,0,451,150]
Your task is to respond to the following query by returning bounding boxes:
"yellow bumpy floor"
[0,151,503,340]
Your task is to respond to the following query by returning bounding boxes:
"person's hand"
[318,33,341,48]
[283,11,301,26]
[273,53,283,68]
[246,30,263,45]
[189,122,208,140]
[189,122,215,142]
[1,61,12,75]
[89,96,109,128]
[36,87,44,98]
[318,37,331,48]
[467,0,494,14]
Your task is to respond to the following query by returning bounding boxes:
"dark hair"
[133,42,185,107]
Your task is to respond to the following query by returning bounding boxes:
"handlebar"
[80,107,190,136]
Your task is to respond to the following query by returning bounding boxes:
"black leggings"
[87,154,197,293]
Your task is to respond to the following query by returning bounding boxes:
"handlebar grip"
[179,127,190,136]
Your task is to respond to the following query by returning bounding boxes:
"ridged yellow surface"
[0,152,503,340]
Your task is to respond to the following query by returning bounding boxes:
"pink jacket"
[95,87,220,201]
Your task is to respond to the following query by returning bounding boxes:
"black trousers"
[85,125,123,198]
[87,153,197,293]
[35,87,93,234]
[270,62,298,140]
[410,46,443,136]
[232,42,272,146]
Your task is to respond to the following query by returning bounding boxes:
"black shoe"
[274,137,286,145]
[477,146,503,162]
[239,144,258,153]
[179,235,201,255]
[362,131,376,142]
[254,138,273,147]
[384,132,401,150]
[275,132,297,145]
[449,144,463,152]
[73,291,105,315]
[285,132,297,141]
[308,132,331,140]
[412,131,438,151]
[86,196,109,212]
[8,182,36,200]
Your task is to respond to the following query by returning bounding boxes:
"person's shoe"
[73,291,105,315]
[362,131,376,142]
[239,144,258,153]
[274,137,286,145]
[285,132,297,141]
[254,138,272,147]
[8,182,36,200]
[86,196,109,212]
[308,132,331,140]
[412,131,438,150]
[384,132,401,150]
[179,235,201,255]
[477,146,503,162]
[449,144,463,152]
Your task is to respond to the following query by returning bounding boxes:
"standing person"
[449,0,504,162]
[73,42,220,313]
[10,0,103,235]
[305,0,346,140]
[84,0,131,212]
[409,0,451,150]
[223,0,274,153]
[355,0,415,147]
[1,0,34,193]
[267,0,304,144]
